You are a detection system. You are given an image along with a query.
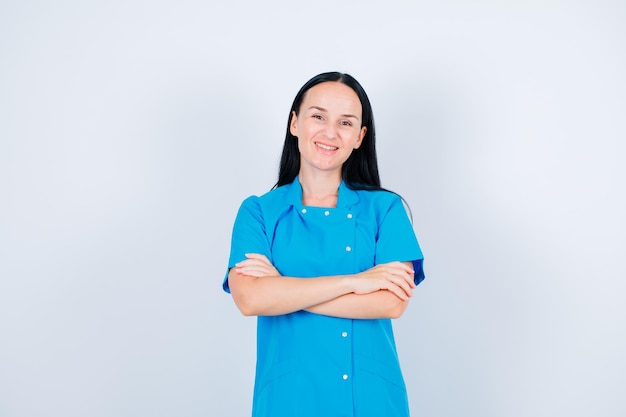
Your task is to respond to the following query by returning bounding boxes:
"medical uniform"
[224,177,424,417]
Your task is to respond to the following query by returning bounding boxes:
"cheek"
[301,124,323,139]
[296,136,310,154]
[349,131,364,147]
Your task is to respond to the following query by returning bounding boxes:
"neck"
[298,170,342,207]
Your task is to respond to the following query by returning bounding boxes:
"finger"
[389,274,413,298]
[384,282,410,301]
[245,253,271,263]
[236,258,261,265]
[236,266,274,277]
[398,269,417,289]
[401,264,417,288]
[391,261,415,275]
[376,262,414,277]
[236,257,279,275]
[387,263,416,288]
[387,268,415,294]
[235,259,267,269]
[235,261,261,271]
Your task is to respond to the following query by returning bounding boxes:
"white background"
[1,1,624,416]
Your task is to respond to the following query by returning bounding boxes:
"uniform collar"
[287,176,359,208]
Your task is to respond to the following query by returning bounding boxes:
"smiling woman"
[223,72,425,417]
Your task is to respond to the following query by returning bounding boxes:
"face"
[290,81,367,176]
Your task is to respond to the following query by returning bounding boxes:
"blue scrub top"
[224,177,424,417]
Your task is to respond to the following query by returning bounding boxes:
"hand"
[352,262,416,300]
[235,253,281,278]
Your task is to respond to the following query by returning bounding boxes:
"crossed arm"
[227,254,416,319]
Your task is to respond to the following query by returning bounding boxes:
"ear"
[289,111,298,136]
[354,126,367,149]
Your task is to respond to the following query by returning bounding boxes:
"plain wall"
[1,1,624,416]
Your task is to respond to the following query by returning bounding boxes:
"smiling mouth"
[315,142,338,151]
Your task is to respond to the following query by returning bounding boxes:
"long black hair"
[274,72,382,190]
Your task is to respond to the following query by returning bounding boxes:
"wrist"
[338,274,357,295]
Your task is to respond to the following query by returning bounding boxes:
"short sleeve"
[375,195,425,285]
[223,196,272,293]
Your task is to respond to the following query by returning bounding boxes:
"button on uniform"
[341,331,348,338]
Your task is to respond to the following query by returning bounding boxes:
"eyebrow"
[307,106,360,120]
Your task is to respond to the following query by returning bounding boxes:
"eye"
[340,120,353,127]
[312,114,323,120]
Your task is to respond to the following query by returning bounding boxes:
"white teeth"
[316,142,338,151]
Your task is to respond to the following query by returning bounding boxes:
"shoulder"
[236,195,261,216]
[259,183,291,203]
[355,188,402,209]
[353,188,411,225]
[236,183,293,222]
[238,183,289,208]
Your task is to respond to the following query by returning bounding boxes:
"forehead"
[301,82,362,115]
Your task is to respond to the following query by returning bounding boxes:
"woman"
[223,72,425,417]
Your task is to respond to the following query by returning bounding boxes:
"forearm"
[228,268,354,316]
[305,290,409,319]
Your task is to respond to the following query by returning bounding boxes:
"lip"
[314,141,338,152]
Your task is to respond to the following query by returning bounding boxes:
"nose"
[324,123,338,139]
